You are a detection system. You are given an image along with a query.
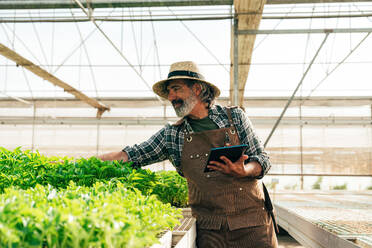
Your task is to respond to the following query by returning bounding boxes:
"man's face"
[166,80,198,117]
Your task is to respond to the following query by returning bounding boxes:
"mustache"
[171,99,184,107]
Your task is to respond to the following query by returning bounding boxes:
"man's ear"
[192,83,202,96]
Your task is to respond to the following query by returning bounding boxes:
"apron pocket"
[227,208,269,230]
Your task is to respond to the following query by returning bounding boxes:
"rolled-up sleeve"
[122,126,168,168]
[234,108,271,179]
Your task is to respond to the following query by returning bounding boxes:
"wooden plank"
[0,0,368,9]
[230,0,266,107]
[0,43,110,118]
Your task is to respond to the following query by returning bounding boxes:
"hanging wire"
[129,8,142,73]
[120,7,124,52]
[78,36,82,90]
[1,23,43,65]
[140,8,143,71]
[302,5,314,75]
[264,33,330,148]
[254,4,296,51]
[70,9,99,99]
[1,26,9,94]
[349,4,352,51]
[149,8,162,80]
[0,10,31,105]
[20,67,34,100]
[305,32,371,99]
[167,6,229,73]
[143,42,153,67]
[298,4,315,188]
[325,4,341,75]
[353,3,372,22]
[52,8,117,75]
[322,3,328,74]
[50,8,55,73]
[17,11,34,101]
[4,20,35,99]
[29,10,49,67]
[72,0,164,104]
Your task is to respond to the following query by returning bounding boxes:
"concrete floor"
[277,227,304,248]
[278,235,304,248]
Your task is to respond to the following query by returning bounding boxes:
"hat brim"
[153,76,221,99]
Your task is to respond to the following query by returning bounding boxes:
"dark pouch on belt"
[263,183,280,234]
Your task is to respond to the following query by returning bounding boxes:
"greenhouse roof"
[0,0,371,117]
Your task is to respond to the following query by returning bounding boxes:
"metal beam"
[0,0,232,9]
[3,12,372,23]
[4,14,372,23]
[238,28,372,35]
[0,0,368,9]
[0,116,370,126]
[1,96,371,108]
[0,43,110,118]
[264,33,329,147]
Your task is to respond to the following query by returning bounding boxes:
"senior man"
[99,61,278,248]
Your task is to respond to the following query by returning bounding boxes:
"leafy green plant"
[0,147,189,207]
[312,176,323,190]
[332,183,347,190]
[154,171,188,208]
[284,184,298,190]
[0,182,182,248]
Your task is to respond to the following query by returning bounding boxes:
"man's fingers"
[207,164,219,171]
[219,156,232,165]
[238,154,249,163]
[208,160,228,172]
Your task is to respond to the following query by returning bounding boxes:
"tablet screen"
[204,144,248,172]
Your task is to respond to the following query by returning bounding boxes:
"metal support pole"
[96,121,100,156]
[370,104,372,175]
[163,104,167,120]
[238,27,372,35]
[264,33,330,148]
[299,102,304,190]
[31,104,36,152]
[233,16,239,106]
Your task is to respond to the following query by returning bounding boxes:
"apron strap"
[263,183,280,234]
[182,118,194,135]
[225,106,237,127]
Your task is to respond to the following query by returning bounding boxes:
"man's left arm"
[207,108,271,178]
[235,107,271,179]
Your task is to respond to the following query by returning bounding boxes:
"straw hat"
[152,61,220,99]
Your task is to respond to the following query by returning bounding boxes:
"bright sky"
[0,2,372,100]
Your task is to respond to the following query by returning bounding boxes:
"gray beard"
[174,94,198,117]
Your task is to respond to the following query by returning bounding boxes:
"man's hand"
[98,151,128,162]
[207,155,262,178]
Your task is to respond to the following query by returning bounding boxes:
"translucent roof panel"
[0,3,372,101]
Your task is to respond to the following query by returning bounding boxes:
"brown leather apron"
[179,109,278,247]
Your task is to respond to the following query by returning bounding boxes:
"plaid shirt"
[123,105,271,179]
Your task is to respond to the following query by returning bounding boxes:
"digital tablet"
[204,144,248,172]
